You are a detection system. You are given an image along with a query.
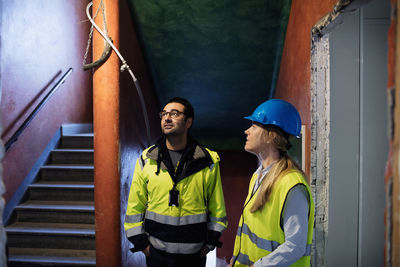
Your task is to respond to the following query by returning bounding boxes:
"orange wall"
[1,1,93,203]
[274,0,337,176]
[275,0,338,119]
[92,0,121,265]
[387,0,399,264]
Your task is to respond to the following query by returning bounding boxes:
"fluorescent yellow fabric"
[233,169,314,266]
[124,146,227,254]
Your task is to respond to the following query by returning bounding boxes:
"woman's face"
[244,123,268,154]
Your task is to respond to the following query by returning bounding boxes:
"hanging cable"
[83,0,112,70]
[85,1,151,146]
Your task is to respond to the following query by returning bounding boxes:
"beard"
[162,124,186,137]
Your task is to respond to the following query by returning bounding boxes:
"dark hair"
[166,97,194,121]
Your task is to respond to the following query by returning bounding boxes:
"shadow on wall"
[1,70,62,142]
[118,0,161,266]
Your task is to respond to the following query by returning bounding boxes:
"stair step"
[9,257,95,267]
[27,183,94,201]
[49,149,94,165]
[6,222,95,233]
[32,181,93,186]
[14,200,94,224]
[9,247,96,257]
[17,200,95,209]
[39,165,94,182]
[6,126,96,266]
[8,247,95,266]
[6,222,95,250]
[61,123,93,135]
[60,134,94,149]
[30,182,94,188]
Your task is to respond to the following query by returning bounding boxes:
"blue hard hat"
[244,99,301,137]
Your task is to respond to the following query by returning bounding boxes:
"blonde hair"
[250,125,306,213]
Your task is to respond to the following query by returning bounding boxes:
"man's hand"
[142,246,150,257]
[199,246,211,257]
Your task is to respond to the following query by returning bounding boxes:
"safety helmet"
[244,99,301,137]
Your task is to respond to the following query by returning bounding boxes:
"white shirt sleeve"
[254,185,310,267]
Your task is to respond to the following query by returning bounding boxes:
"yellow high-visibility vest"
[233,169,314,266]
[125,144,227,254]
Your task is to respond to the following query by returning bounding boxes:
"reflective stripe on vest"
[125,213,144,223]
[233,241,311,266]
[233,252,253,266]
[210,216,228,223]
[233,170,314,267]
[145,210,207,225]
[208,216,228,231]
[237,222,312,255]
[237,223,280,252]
[126,225,144,237]
[208,221,227,232]
[149,235,203,254]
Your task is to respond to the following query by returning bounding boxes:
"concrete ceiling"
[127,0,292,149]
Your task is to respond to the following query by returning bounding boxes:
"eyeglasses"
[159,110,185,119]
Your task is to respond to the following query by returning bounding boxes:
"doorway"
[311,0,390,266]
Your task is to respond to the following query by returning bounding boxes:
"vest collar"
[146,135,212,182]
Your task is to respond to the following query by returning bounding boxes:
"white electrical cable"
[86,2,151,146]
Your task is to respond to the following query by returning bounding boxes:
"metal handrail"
[5,68,73,151]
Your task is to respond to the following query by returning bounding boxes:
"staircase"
[5,125,95,266]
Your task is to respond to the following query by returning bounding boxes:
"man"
[125,97,227,267]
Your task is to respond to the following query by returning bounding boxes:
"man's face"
[160,102,192,137]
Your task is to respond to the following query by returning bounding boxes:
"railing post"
[92,0,121,266]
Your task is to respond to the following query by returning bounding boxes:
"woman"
[230,99,315,267]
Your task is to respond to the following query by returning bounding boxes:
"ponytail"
[250,127,306,213]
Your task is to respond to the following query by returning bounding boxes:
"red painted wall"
[274,0,337,176]
[1,1,93,203]
[275,0,337,120]
[218,150,258,262]
[386,0,397,265]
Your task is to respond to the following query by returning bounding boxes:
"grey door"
[327,0,389,266]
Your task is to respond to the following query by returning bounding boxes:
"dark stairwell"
[5,124,95,266]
